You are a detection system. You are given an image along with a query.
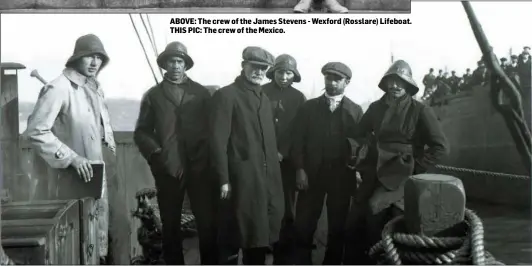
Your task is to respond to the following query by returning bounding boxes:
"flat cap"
[242,46,274,67]
[500,57,508,61]
[511,55,518,59]
[321,62,352,79]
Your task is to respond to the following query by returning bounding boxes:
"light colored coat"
[23,67,116,257]
[25,68,115,169]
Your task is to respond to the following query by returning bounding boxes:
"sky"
[1,1,531,105]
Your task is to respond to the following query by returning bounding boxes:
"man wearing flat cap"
[210,46,284,264]
[262,54,306,264]
[518,46,531,90]
[505,55,521,88]
[290,62,363,264]
[24,33,116,264]
[461,68,473,91]
[134,41,219,265]
[343,60,449,264]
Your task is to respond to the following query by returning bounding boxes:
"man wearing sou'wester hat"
[134,41,219,265]
[262,54,306,264]
[210,46,285,264]
[290,62,364,264]
[23,34,116,264]
[343,60,449,264]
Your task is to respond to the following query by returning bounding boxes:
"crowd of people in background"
[421,46,531,105]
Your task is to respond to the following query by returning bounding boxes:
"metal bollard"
[404,173,466,236]
[369,174,503,265]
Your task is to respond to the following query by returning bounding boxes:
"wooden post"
[0,62,25,264]
[404,173,466,236]
[0,62,25,202]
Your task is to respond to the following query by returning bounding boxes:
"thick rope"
[369,209,503,265]
[434,164,529,180]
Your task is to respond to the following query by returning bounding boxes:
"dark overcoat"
[134,78,211,177]
[291,95,364,178]
[210,75,284,248]
[350,95,449,214]
[262,82,306,157]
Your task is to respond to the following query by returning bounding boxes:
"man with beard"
[262,54,307,264]
[24,34,116,264]
[343,60,449,264]
[134,41,218,265]
[210,46,284,265]
[291,62,363,264]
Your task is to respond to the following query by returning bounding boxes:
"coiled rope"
[369,209,503,265]
[435,164,530,180]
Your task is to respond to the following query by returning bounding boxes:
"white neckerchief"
[324,93,344,112]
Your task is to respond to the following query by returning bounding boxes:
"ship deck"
[179,201,532,265]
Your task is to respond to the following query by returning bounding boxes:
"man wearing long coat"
[210,46,284,265]
[24,34,116,264]
[343,60,449,264]
[134,41,218,265]
[291,62,363,264]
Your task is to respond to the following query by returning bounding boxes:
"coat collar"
[63,67,100,88]
[318,93,356,113]
[235,75,263,97]
[63,68,104,97]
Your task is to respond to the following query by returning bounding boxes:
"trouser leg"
[293,180,326,265]
[217,198,241,265]
[187,169,219,265]
[273,161,297,265]
[366,204,405,251]
[242,247,267,265]
[343,176,377,265]
[154,174,186,265]
[218,246,239,265]
[322,169,352,265]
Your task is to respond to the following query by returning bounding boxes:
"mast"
[390,41,395,63]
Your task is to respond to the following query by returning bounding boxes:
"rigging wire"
[129,14,159,85]
[141,14,164,77]
[146,15,160,55]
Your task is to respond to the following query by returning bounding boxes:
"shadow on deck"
[182,201,532,265]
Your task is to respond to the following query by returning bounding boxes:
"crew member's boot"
[324,0,348,13]
[293,0,313,13]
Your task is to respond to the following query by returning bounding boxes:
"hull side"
[430,87,531,207]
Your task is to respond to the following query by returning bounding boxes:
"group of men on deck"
[422,46,532,104]
[21,33,449,265]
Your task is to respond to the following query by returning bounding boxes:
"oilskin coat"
[350,94,449,213]
[210,75,284,249]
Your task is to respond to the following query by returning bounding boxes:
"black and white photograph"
[0,0,410,14]
[0,1,531,265]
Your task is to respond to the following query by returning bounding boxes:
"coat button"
[90,135,95,140]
